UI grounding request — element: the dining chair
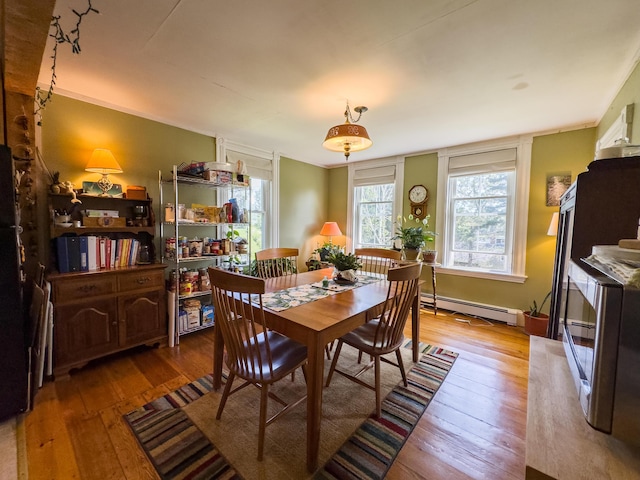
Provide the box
[325,262,422,417]
[208,267,308,460]
[355,247,401,276]
[254,247,299,279]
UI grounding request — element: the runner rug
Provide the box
[124,344,457,480]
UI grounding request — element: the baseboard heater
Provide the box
[421,293,522,326]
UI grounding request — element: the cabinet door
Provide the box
[118,289,166,347]
[54,299,118,367]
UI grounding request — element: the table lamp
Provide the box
[320,221,342,244]
[85,149,123,196]
[547,212,559,237]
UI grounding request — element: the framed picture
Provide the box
[546,173,571,207]
[82,181,123,197]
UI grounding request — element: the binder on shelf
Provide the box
[78,236,89,271]
[87,236,98,271]
[56,237,71,273]
[67,237,81,272]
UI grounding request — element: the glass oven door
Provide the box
[562,259,622,433]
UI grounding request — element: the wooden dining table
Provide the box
[211,267,422,472]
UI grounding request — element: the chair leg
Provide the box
[395,348,408,387]
[374,355,382,418]
[216,372,235,420]
[258,383,269,461]
[325,340,344,387]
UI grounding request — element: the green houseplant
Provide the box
[327,251,362,284]
[313,241,343,261]
[524,290,552,336]
[395,214,437,261]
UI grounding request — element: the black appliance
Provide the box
[0,144,28,420]
[549,155,640,338]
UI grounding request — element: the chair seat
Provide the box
[230,331,307,383]
[341,319,404,356]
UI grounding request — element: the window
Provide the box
[437,137,532,282]
[347,157,404,251]
[354,184,394,248]
[222,139,278,252]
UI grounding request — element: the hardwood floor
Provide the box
[24,308,530,479]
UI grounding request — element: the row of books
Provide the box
[56,236,142,273]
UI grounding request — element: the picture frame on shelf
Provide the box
[82,181,124,197]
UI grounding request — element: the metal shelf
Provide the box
[159,166,251,346]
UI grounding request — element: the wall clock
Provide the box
[408,185,428,219]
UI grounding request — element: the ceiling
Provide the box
[38,0,640,167]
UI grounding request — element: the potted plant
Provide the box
[524,290,552,336]
[314,241,343,261]
[327,251,362,284]
[395,214,437,261]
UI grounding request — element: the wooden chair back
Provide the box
[355,248,401,276]
[374,262,422,352]
[208,268,274,382]
[255,247,298,279]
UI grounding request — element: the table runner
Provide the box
[261,274,382,312]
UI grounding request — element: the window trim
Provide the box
[347,156,404,253]
[436,135,532,283]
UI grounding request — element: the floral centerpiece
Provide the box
[395,214,437,261]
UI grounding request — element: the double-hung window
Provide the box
[222,140,278,253]
[347,157,404,251]
[436,137,531,282]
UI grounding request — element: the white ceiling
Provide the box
[39,0,640,167]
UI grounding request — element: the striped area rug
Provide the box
[124,344,457,480]
[313,345,457,479]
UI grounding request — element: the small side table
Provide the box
[421,262,440,314]
[399,260,440,314]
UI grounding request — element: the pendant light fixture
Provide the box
[322,102,372,161]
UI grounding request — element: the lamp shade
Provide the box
[322,124,372,153]
[547,212,559,236]
[320,222,342,237]
[85,149,123,174]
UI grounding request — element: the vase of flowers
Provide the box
[395,214,437,262]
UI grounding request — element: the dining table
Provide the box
[211,267,422,472]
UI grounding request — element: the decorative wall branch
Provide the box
[35,0,99,123]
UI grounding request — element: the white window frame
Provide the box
[436,135,532,283]
[217,138,279,248]
[347,156,404,253]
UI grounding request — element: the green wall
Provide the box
[279,156,329,268]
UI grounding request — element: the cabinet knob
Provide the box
[78,284,97,293]
[137,277,151,284]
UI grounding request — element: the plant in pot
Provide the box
[524,290,552,336]
[395,214,437,262]
[327,251,362,285]
[314,241,343,261]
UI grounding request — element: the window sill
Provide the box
[434,266,527,283]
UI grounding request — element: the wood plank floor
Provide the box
[24,308,530,479]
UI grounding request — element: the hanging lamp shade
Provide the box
[322,104,372,160]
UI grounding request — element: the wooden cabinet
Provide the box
[49,264,167,377]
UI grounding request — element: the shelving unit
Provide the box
[159,166,251,344]
[47,192,167,378]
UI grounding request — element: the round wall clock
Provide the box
[409,184,428,204]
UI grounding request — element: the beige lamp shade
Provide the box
[85,149,123,174]
[547,212,559,236]
[320,222,342,237]
[322,123,372,160]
